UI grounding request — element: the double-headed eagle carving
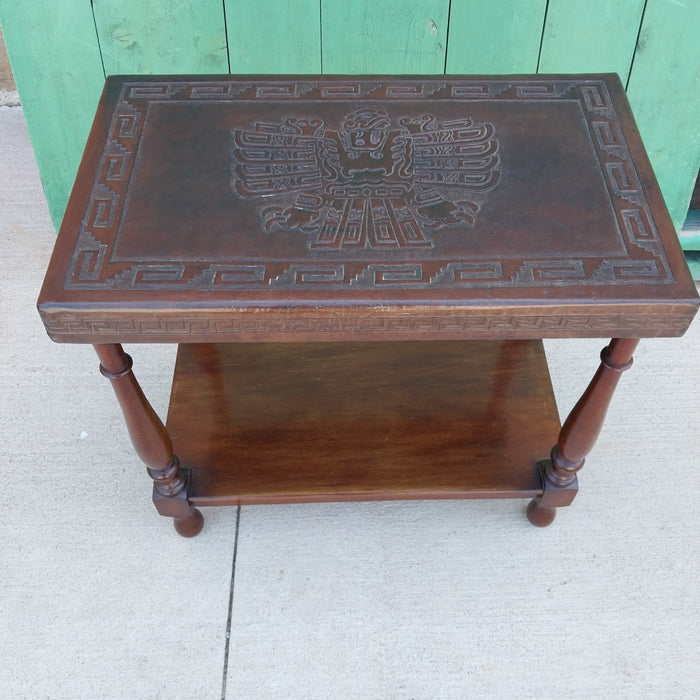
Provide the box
[230,109,500,250]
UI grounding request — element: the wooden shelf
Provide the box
[166,340,560,506]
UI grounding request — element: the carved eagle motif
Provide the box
[230,109,500,250]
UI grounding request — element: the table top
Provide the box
[38,74,698,343]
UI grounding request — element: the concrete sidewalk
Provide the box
[1,104,699,699]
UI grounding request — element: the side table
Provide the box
[38,75,699,536]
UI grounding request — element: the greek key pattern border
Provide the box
[43,311,691,339]
[65,78,672,292]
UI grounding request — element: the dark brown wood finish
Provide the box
[527,337,639,526]
[37,75,699,535]
[166,341,559,505]
[94,343,203,536]
[38,74,698,344]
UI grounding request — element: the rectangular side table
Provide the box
[38,75,699,536]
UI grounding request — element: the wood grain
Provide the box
[226,0,321,73]
[0,1,105,226]
[446,0,547,73]
[626,0,700,231]
[92,0,228,74]
[166,341,560,505]
[321,0,449,73]
[538,0,645,78]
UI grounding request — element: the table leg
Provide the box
[94,344,204,537]
[527,337,640,526]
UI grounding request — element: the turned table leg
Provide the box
[94,344,204,537]
[527,337,640,527]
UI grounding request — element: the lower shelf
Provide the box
[166,340,560,506]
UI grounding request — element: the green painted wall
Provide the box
[227,0,320,73]
[0,0,698,242]
[93,0,228,75]
[626,0,700,247]
[0,2,104,226]
[321,0,450,74]
[446,0,547,74]
[538,0,646,78]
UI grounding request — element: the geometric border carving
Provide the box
[65,78,673,292]
[42,310,692,341]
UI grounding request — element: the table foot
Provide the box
[526,498,557,527]
[174,508,204,538]
[527,459,578,527]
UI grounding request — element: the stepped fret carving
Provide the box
[64,78,673,292]
[43,312,690,341]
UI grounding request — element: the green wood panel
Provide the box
[226,0,321,73]
[538,0,645,79]
[446,0,547,73]
[92,0,228,75]
[684,253,700,280]
[626,0,700,233]
[321,0,449,74]
[0,1,105,228]
[680,234,700,252]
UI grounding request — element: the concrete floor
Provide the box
[0,25,19,106]
[1,104,699,699]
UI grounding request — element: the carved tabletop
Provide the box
[39,74,698,343]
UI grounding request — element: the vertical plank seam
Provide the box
[626,0,649,91]
[222,0,232,74]
[536,0,551,73]
[320,0,324,73]
[220,505,242,700]
[90,0,107,79]
[443,0,452,74]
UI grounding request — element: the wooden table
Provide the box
[38,75,699,537]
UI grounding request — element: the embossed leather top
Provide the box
[38,74,699,343]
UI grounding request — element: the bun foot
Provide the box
[526,498,556,527]
[174,508,204,537]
